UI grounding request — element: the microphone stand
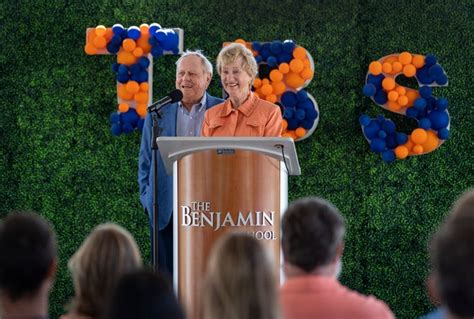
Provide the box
[150,110,162,273]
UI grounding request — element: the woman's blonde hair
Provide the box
[202,232,279,319]
[216,43,258,81]
[68,223,142,318]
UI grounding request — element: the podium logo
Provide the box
[181,201,274,232]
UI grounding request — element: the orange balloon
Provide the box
[404,139,414,153]
[266,94,277,103]
[397,95,408,106]
[411,128,428,144]
[406,89,419,106]
[293,47,307,60]
[382,78,396,91]
[282,119,288,131]
[234,39,246,45]
[87,29,97,44]
[289,59,304,73]
[413,144,424,154]
[387,100,402,111]
[132,47,143,57]
[136,104,148,117]
[279,63,290,74]
[117,51,137,65]
[382,62,393,74]
[261,78,270,86]
[84,43,97,55]
[399,51,412,65]
[285,72,305,89]
[403,64,417,77]
[93,36,107,49]
[118,85,133,100]
[422,130,440,153]
[122,39,136,52]
[392,61,403,73]
[295,127,306,137]
[395,146,409,159]
[303,58,311,67]
[301,67,314,80]
[137,35,152,54]
[412,55,425,68]
[95,25,107,37]
[388,91,399,102]
[105,28,113,41]
[272,82,286,96]
[140,24,150,35]
[126,81,140,94]
[369,61,383,75]
[140,82,149,92]
[253,78,262,89]
[118,103,129,113]
[383,56,397,64]
[396,86,406,96]
[134,92,149,104]
[261,84,273,96]
[270,70,283,82]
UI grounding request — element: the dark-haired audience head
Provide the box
[282,197,345,277]
[203,232,278,319]
[430,189,474,318]
[67,223,142,319]
[0,211,57,317]
[106,268,184,319]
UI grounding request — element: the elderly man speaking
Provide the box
[138,51,223,274]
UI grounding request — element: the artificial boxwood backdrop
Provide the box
[0,0,472,318]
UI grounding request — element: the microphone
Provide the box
[147,89,183,113]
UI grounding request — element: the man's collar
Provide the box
[178,93,207,112]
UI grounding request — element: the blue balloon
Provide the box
[267,56,278,67]
[428,64,443,78]
[130,64,141,75]
[110,112,120,124]
[297,99,313,110]
[425,54,437,66]
[306,108,318,120]
[378,130,387,139]
[137,118,145,131]
[438,128,449,140]
[118,64,128,75]
[435,98,448,110]
[396,132,408,145]
[151,45,164,58]
[148,36,158,46]
[281,91,297,108]
[252,41,262,51]
[116,73,129,83]
[435,73,448,85]
[255,55,263,63]
[149,23,162,34]
[406,107,418,119]
[138,57,150,68]
[138,71,148,83]
[367,74,385,88]
[106,43,120,54]
[382,119,396,133]
[283,108,295,119]
[300,119,314,129]
[414,98,427,111]
[382,150,396,163]
[295,108,306,120]
[419,86,432,98]
[122,123,134,134]
[111,35,122,45]
[111,63,119,73]
[416,66,434,85]
[363,84,376,97]
[270,41,283,54]
[363,120,381,139]
[287,118,299,130]
[370,138,386,153]
[377,115,385,123]
[277,52,292,63]
[112,24,125,36]
[428,110,449,130]
[127,26,141,40]
[111,123,122,136]
[296,90,308,102]
[359,114,371,126]
[374,90,388,105]
[419,118,432,130]
[282,40,296,53]
[386,133,398,149]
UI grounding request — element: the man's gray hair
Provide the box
[176,50,213,77]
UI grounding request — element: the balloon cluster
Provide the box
[361,52,450,162]
[85,23,181,135]
[230,39,319,141]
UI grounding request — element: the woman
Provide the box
[202,232,279,319]
[62,223,142,319]
[201,43,282,137]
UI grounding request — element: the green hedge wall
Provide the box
[1,0,472,318]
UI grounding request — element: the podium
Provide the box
[157,137,300,319]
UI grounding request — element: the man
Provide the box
[280,197,394,319]
[0,212,57,319]
[425,189,474,319]
[138,50,223,274]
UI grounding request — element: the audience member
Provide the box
[0,211,57,319]
[426,189,474,319]
[106,268,184,319]
[62,223,142,319]
[280,197,394,319]
[202,232,279,319]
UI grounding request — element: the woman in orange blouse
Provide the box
[201,43,282,137]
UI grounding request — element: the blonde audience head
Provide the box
[202,232,278,319]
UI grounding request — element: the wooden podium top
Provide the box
[156,137,301,176]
